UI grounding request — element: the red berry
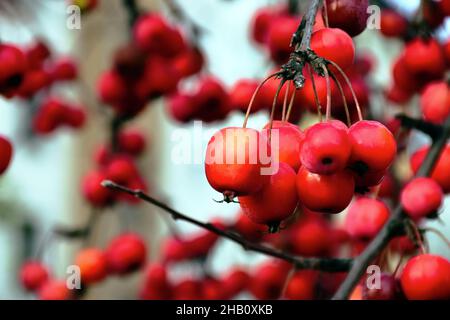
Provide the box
[297,69,339,113]
[141,57,180,98]
[310,28,355,71]
[38,280,72,300]
[233,211,266,242]
[173,279,203,300]
[205,127,269,201]
[113,44,146,80]
[173,47,204,78]
[403,38,445,77]
[284,270,318,300]
[345,197,390,240]
[0,135,13,175]
[420,81,450,125]
[250,260,289,300]
[20,261,49,291]
[348,120,397,173]
[324,0,369,37]
[161,237,186,263]
[17,69,51,98]
[401,177,443,220]
[296,167,355,213]
[410,144,450,192]
[192,77,230,122]
[25,40,51,69]
[262,121,304,171]
[75,248,108,285]
[362,273,398,300]
[118,129,146,156]
[105,156,139,184]
[106,233,147,275]
[400,254,450,300]
[64,105,86,129]
[82,170,114,207]
[290,215,331,256]
[380,9,408,38]
[266,15,299,64]
[229,79,262,113]
[385,84,413,104]
[0,44,27,97]
[167,92,197,123]
[239,162,298,230]
[140,263,172,300]
[51,58,77,81]
[97,71,127,105]
[390,236,416,254]
[221,268,249,299]
[392,54,422,93]
[300,120,351,175]
[251,7,277,44]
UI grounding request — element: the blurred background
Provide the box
[0,0,448,299]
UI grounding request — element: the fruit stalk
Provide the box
[332,113,450,300]
[101,180,353,272]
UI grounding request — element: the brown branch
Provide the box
[332,113,450,299]
[101,180,353,272]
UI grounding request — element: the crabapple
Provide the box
[117,129,146,156]
[250,260,289,300]
[400,254,450,300]
[392,54,422,93]
[400,177,443,220]
[262,121,304,171]
[205,127,269,202]
[324,0,369,37]
[403,38,445,77]
[345,197,390,240]
[221,268,250,299]
[348,120,397,174]
[296,167,355,213]
[266,15,299,64]
[300,120,351,175]
[233,211,266,242]
[50,58,77,81]
[290,215,331,257]
[167,92,197,123]
[82,170,115,207]
[173,47,204,78]
[113,44,146,80]
[192,77,230,122]
[105,156,139,185]
[142,57,180,98]
[173,279,203,300]
[362,273,398,300]
[25,40,51,69]
[229,79,262,113]
[75,248,108,285]
[251,7,277,44]
[380,9,408,38]
[420,81,450,125]
[284,270,318,300]
[105,233,147,275]
[20,261,49,291]
[17,69,51,98]
[38,280,72,300]
[0,135,13,175]
[140,263,172,300]
[310,28,355,71]
[239,162,298,231]
[0,44,27,97]
[97,70,127,105]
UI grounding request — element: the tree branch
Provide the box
[332,114,450,300]
[101,180,353,273]
[395,114,443,141]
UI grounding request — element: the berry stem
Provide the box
[308,64,323,122]
[329,71,351,127]
[285,87,297,122]
[281,81,291,121]
[101,180,353,272]
[320,64,331,121]
[268,78,286,141]
[421,227,450,249]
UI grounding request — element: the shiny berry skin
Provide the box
[192,77,230,122]
[0,135,13,175]
[229,79,262,113]
[117,130,146,156]
[310,28,355,71]
[325,0,369,37]
[140,263,172,300]
[362,273,397,300]
[173,47,204,78]
[298,69,339,113]
[266,15,299,64]
[239,162,298,229]
[420,81,450,125]
[82,170,115,207]
[63,105,86,129]
[345,197,390,240]
[251,7,276,44]
[75,248,108,285]
[262,121,304,171]
[250,261,289,300]
[51,58,77,81]
[300,120,351,175]
[105,156,139,185]
[400,177,443,220]
[97,71,127,105]
[296,167,355,213]
[233,211,266,242]
[403,38,445,77]
[400,254,450,300]
[284,270,318,300]
[38,280,72,300]
[290,215,331,257]
[20,261,49,291]
[105,233,147,275]
[392,54,422,93]
[167,92,197,123]
[222,268,250,299]
[348,120,397,173]
[410,144,450,192]
[380,9,408,38]
[205,127,269,201]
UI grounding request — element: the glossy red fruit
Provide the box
[51,58,77,81]
[142,57,180,98]
[140,263,172,300]
[105,156,139,185]
[106,233,147,275]
[167,92,197,123]
[385,84,413,104]
[0,44,27,97]
[390,236,416,254]
[400,177,443,220]
[284,270,318,300]
[362,273,398,300]
[400,254,450,300]
[297,69,339,113]
[117,130,146,156]
[420,81,450,125]
[205,127,269,202]
[348,120,397,174]
[300,120,351,175]
[262,121,304,171]
[173,279,203,300]
[392,54,422,93]
[17,69,51,98]
[251,7,277,44]
[20,261,49,291]
[403,38,445,77]
[233,212,266,242]
[250,260,289,300]
[325,0,369,37]
[25,40,51,69]
[97,71,127,105]
[173,47,204,78]
[192,77,230,122]
[345,197,389,240]
[296,167,355,213]
[266,15,299,64]
[310,28,355,71]
[75,248,108,285]
[0,136,13,175]
[229,79,262,114]
[38,280,72,300]
[82,170,115,207]
[410,144,450,192]
[290,215,331,256]
[222,268,250,299]
[239,162,298,231]
[184,222,223,259]
[64,105,86,129]
[380,9,408,38]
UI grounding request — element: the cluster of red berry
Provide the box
[20,232,146,300]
